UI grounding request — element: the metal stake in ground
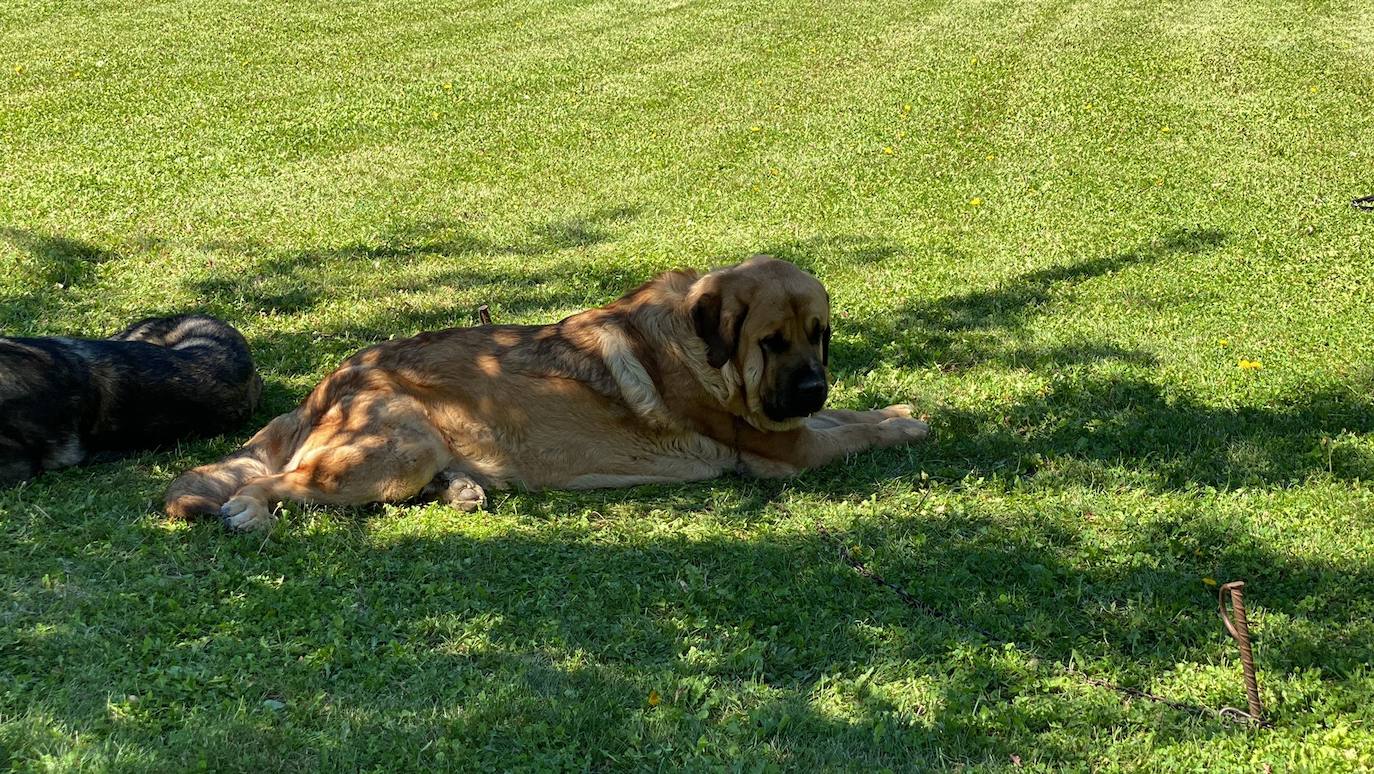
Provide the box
[1218,581,1264,723]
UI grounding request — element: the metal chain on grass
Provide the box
[814,524,1269,727]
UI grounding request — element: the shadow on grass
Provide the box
[830,227,1226,374]
[0,228,114,283]
[931,374,1374,489]
[177,207,651,393]
[6,486,1367,768]
[187,206,643,320]
[760,227,1373,491]
[3,220,1373,766]
[11,221,1369,493]
[0,229,119,332]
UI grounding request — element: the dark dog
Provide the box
[0,315,262,486]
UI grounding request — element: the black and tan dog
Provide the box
[0,315,262,486]
[167,256,929,531]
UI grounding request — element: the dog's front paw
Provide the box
[881,403,916,419]
[220,496,276,532]
[880,416,931,443]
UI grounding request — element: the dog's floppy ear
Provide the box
[690,273,749,369]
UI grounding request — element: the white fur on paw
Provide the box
[880,416,931,441]
[220,496,275,532]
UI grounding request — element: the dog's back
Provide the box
[0,314,261,486]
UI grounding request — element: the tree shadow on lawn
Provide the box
[186,205,642,322]
[929,374,1374,490]
[768,227,1374,491]
[7,496,1362,769]
[0,228,122,333]
[5,223,1373,765]
[829,227,1226,375]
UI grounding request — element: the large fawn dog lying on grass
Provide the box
[165,256,929,531]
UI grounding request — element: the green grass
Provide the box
[3,0,1374,769]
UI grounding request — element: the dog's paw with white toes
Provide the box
[220,496,276,532]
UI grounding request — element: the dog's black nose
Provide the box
[793,373,828,415]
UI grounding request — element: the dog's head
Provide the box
[687,255,831,429]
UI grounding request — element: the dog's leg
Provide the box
[219,404,451,532]
[743,412,929,477]
[805,403,916,429]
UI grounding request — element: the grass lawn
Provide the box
[3,0,1374,769]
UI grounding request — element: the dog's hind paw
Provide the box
[442,479,487,513]
[220,496,276,532]
[422,468,487,513]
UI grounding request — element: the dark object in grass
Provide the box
[1353,195,1374,211]
[0,314,262,486]
[1218,581,1265,724]
[476,304,492,326]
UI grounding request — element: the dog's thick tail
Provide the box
[164,409,307,519]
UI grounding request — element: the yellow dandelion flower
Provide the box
[750,125,761,133]
[13,64,25,75]
[970,56,979,65]
[1219,338,1229,347]
[430,111,439,119]
[1160,126,1171,133]
[1203,577,1217,587]
[969,197,983,206]
[1238,359,1263,370]
[882,146,894,155]
[647,690,662,706]
[902,103,912,112]
[1309,85,1318,93]
[442,82,453,91]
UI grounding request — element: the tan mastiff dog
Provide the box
[166,255,930,531]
